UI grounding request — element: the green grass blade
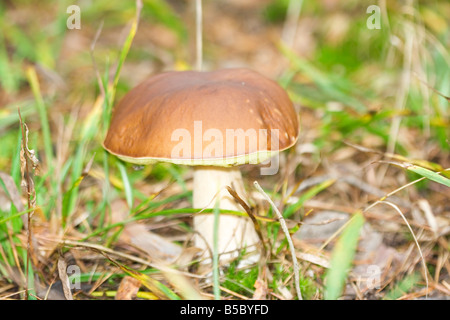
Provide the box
[142,0,187,42]
[0,32,19,94]
[26,66,54,165]
[25,255,37,300]
[104,0,142,128]
[110,258,180,300]
[279,44,367,112]
[11,130,23,187]
[0,208,34,226]
[213,200,221,300]
[383,161,450,188]
[99,150,111,227]
[283,179,336,218]
[324,212,365,300]
[117,161,134,210]
[83,206,241,241]
[384,273,420,300]
[405,165,450,188]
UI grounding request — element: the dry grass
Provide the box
[0,0,449,300]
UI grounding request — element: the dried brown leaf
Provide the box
[0,172,24,213]
[115,276,141,300]
[57,257,73,300]
[252,279,269,300]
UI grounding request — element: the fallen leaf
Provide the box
[57,257,73,300]
[253,279,269,300]
[115,276,141,300]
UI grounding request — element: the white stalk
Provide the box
[192,166,259,263]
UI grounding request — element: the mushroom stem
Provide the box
[192,166,259,263]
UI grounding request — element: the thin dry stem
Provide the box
[195,0,203,71]
[253,181,302,300]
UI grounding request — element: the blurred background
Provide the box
[0,0,449,300]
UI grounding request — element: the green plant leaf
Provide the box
[324,212,365,300]
[383,161,450,188]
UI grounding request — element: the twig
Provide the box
[0,290,28,300]
[367,200,429,299]
[281,0,303,48]
[219,286,249,300]
[42,237,206,280]
[90,20,105,98]
[381,17,414,184]
[18,108,34,300]
[195,0,203,71]
[253,181,302,300]
[226,186,269,259]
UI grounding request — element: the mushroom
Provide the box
[103,68,299,264]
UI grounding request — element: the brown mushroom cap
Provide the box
[103,68,299,166]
